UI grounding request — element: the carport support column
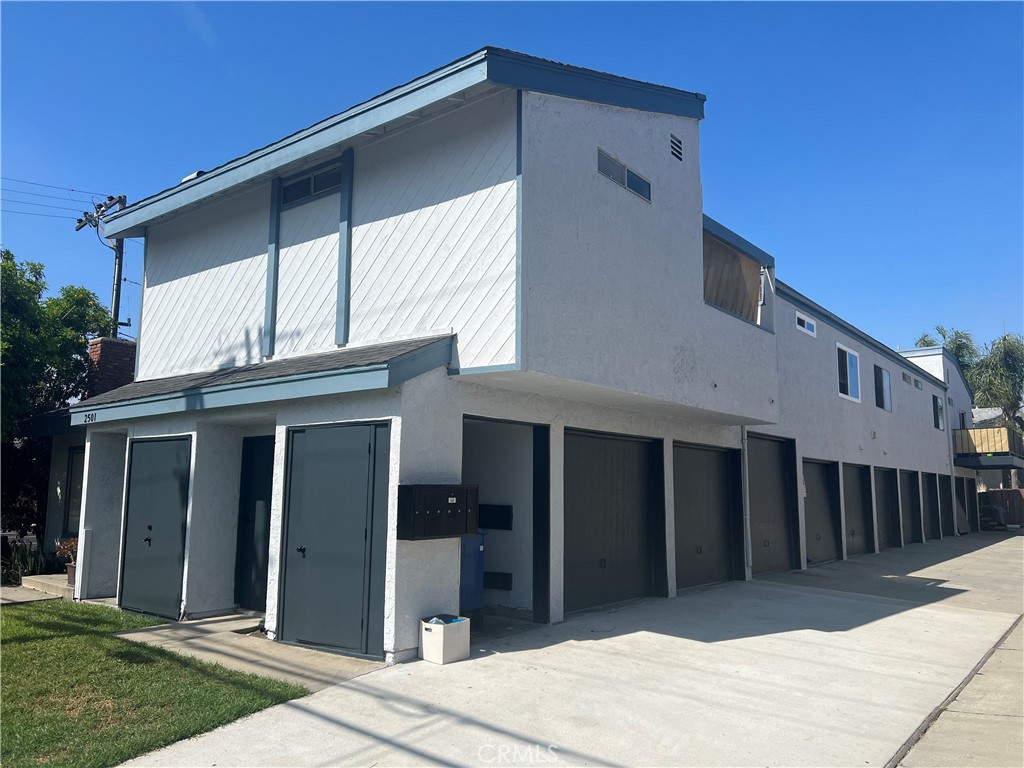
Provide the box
[740,427,752,581]
[264,424,289,640]
[837,462,848,560]
[662,439,676,596]
[868,465,881,553]
[549,424,565,623]
[917,473,927,544]
[76,431,128,600]
[795,450,808,569]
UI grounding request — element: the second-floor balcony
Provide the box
[954,427,1024,470]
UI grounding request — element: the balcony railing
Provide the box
[954,427,1024,458]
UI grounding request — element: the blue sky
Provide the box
[2,1,1021,350]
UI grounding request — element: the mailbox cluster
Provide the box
[397,484,480,540]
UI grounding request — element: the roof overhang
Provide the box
[703,215,776,268]
[103,47,706,239]
[69,335,452,426]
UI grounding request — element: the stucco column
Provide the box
[837,462,848,560]
[868,466,881,553]
[662,438,677,596]
[548,423,565,623]
[76,430,128,600]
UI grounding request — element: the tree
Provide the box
[0,249,109,441]
[915,325,980,375]
[1,249,109,536]
[970,334,1024,434]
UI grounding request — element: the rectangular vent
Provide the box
[670,134,683,160]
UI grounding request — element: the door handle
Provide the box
[143,537,152,546]
[296,545,306,558]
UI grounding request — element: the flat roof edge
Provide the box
[702,215,776,268]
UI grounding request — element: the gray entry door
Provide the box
[564,430,658,613]
[235,436,274,612]
[843,464,874,556]
[966,478,980,531]
[922,473,941,540]
[748,436,798,574]
[120,438,192,619]
[803,460,842,565]
[900,471,923,544]
[874,468,900,549]
[674,444,740,589]
[280,423,388,654]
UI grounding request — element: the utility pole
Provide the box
[76,195,129,338]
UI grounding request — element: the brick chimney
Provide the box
[87,337,137,397]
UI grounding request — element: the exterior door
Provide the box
[748,436,798,574]
[235,436,274,612]
[564,430,660,613]
[939,475,954,537]
[874,468,900,549]
[843,464,874,556]
[922,473,941,540]
[280,423,389,654]
[803,460,842,565]
[120,438,192,619]
[673,444,741,590]
[900,471,923,544]
[966,478,980,531]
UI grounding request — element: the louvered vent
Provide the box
[670,134,683,160]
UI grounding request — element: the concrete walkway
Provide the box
[0,583,60,604]
[125,533,1022,767]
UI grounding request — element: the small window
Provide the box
[914,378,923,390]
[280,163,343,206]
[597,148,651,202]
[837,343,860,401]
[874,365,892,411]
[626,169,652,201]
[902,372,913,385]
[933,395,945,430]
[281,178,311,205]
[64,447,86,537]
[795,311,817,337]
[313,167,343,193]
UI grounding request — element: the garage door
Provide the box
[955,477,970,534]
[874,468,900,549]
[966,478,980,531]
[564,430,663,613]
[939,475,954,537]
[280,423,389,655]
[803,460,842,565]
[922,473,941,540]
[899,471,923,544]
[673,444,741,590]
[748,436,798,574]
[843,464,874,556]
[120,438,192,619]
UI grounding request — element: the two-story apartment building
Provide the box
[62,48,977,663]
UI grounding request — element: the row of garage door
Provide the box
[563,430,981,613]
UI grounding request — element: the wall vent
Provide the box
[670,134,683,160]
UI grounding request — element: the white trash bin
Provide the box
[419,614,470,664]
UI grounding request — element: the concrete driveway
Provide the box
[126,533,1022,767]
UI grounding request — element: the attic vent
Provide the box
[670,134,683,161]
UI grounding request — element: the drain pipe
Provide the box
[740,425,753,580]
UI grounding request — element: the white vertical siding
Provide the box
[350,89,518,370]
[139,184,270,380]
[274,192,340,358]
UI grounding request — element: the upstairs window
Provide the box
[874,365,892,411]
[795,311,817,337]
[597,149,652,202]
[837,343,860,401]
[933,395,945,430]
[280,164,343,207]
[704,234,762,324]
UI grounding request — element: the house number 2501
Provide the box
[83,412,97,424]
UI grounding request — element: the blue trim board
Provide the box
[135,228,148,380]
[336,148,354,346]
[262,178,282,358]
[702,215,776,268]
[515,88,523,371]
[103,47,706,238]
[776,281,946,390]
[449,363,520,376]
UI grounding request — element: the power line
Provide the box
[3,210,78,220]
[0,187,95,204]
[1,176,110,197]
[2,198,87,212]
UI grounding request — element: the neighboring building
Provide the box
[67,48,980,663]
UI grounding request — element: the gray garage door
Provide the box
[922,473,941,541]
[875,468,901,549]
[939,475,954,537]
[899,471,923,544]
[564,430,663,612]
[673,444,741,590]
[120,438,192,619]
[803,460,842,565]
[843,464,874,556]
[748,436,798,574]
[235,436,274,612]
[280,423,389,655]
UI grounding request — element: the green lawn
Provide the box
[1,600,307,767]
